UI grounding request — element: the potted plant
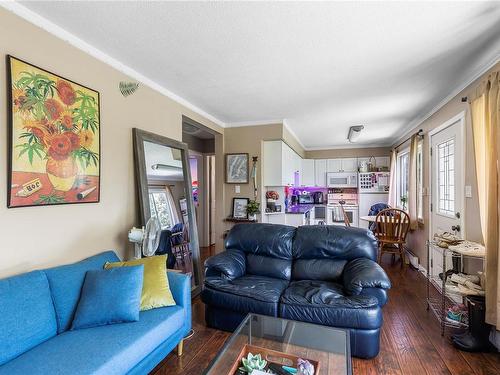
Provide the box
[246,200,260,221]
[400,195,408,211]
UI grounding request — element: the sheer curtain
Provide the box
[165,185,180,225]
[408,134,419,230]
[470,71,499,328]
[387,150,398,207]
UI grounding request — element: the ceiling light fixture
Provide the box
[347,125,364,143]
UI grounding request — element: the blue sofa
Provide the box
[0,251,191,375]
[202,224,391,359]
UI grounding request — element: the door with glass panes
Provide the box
[430,115,464,238]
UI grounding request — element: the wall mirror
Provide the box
[133,128,202,296]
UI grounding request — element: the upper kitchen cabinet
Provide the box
[314,159,327,186]
[263,140,301,186]
[300,159,315,186]
[327,158,358,173]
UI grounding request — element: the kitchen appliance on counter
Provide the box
[327,189,359,227]
[312,191,324,204]
[358,172,390,229]
[327,172,358,188]
[298,193,314,204]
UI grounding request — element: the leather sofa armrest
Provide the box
[204,250,246,280]
[342,258,391,296]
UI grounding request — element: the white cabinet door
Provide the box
[314,159,327,186]
[267,214,286,225]
[285,214,304,227]
[375,156,390,169]
[301,159,315,186]
[341,158,358,172]
[327,159,342,173]
[263,141,283,186]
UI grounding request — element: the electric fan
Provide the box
[128,217,162,258]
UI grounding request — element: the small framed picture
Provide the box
[225,153,249,184]
[232,197,249,219]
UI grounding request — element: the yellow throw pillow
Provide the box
[104,255,176,311]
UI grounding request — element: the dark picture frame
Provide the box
[7,55,101,208]
[225,153,249,184]
[232,197,249,219]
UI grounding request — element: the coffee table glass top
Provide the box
[204,313,352,375]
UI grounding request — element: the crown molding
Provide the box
[305,143,392,151]
[282,119,307,150]
[391,53,500,145]
[0,1,226,128]
[225,119,283,127]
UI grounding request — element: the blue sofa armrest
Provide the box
[204,250,246,280]
[167,272,191,334]
[343,258,391,296]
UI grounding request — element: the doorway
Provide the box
[182,117,218,259]
[429,112,465,239]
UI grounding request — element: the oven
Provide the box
[327,204,359,227]
[327,172,358,188]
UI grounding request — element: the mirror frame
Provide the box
[132,128,203,297]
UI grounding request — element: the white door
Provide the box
[430,115,464,238]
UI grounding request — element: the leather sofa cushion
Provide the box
[292,225,378,261]
[202,275,289,316]
[292,259,347,281]
[279,280,382,330]
[247,254,291,280]
[225,223,295,259]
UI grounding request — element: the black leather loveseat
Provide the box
[201,223,391,358]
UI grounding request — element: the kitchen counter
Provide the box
[285,204,324,214]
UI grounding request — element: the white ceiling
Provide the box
[144,141,183,180]
[15,1,500,148]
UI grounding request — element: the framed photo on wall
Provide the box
[225,153,249,184]
[7,55,100,208]
[232,197,249,219]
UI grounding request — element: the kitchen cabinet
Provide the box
[266,213,286,225]
[285,214,306,227]
[314,159,327,186]
[263,140,301,186]
[327,158,358,173]
[300,159,315,186]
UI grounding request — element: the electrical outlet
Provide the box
[235,185,240,194]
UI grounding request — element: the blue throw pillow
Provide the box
[71,266,144,330]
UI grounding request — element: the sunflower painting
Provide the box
[7,56,100,207]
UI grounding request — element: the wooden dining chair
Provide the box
[374,208,410,268]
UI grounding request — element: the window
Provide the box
[396,150,409,209]
[149,189,174,229]
[417,142,423,220]
[437,138,455,216]
[396,142,424,218]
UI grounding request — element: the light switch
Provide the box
[235,185,240,194]
[465,185,472,198]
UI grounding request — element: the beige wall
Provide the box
[305,147,391,159]
[393,61,500,267]
[0,9,224,278]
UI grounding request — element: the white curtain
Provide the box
[408,134,419,230]
[165,185,180,225]
[387,150,398,207]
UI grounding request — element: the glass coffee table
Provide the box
[203,314,352,375]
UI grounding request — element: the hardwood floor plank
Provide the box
[150,260,497,375]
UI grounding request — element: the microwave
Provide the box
[327,172,358,188]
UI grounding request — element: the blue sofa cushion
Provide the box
[43,251,120,333]
[0,306,185,375]
[72,266,144,330]
[0,271,57,366]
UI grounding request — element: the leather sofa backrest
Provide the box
[225,223,296,280]
[291,225,378,281]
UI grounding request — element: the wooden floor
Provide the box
[152,258,499,375]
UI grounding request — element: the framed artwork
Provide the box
[232,197,249,219]
[225,153,249,184]
[7,56,100,208]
